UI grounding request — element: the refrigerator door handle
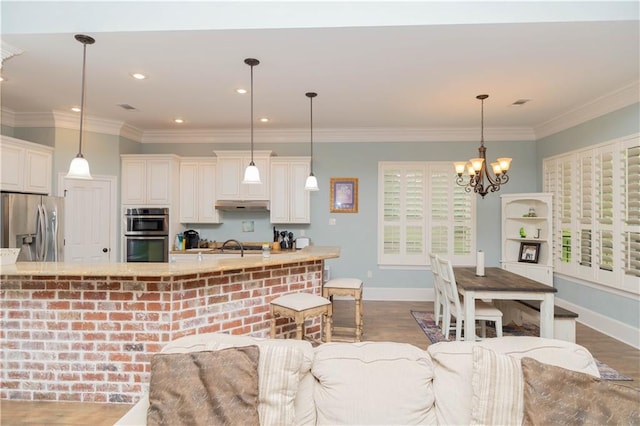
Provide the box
[42,205,50,261]
[37,204,46,261]
[51,210,58,262]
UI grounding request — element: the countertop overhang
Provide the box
[0,246,339,277]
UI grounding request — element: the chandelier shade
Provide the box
[242,58,261,184]
[454,94,511,198]
[66,34,95,180]
[304,92,319,191]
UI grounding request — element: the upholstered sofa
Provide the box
[115,333,638,425]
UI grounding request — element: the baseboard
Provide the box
[554,298,640,350]
[361,287,639,349]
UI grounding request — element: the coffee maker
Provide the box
[183,230,200,249]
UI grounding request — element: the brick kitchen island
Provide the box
[0,246,339,403]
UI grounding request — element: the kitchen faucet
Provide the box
[221,239,244,257]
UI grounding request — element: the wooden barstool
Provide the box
[270,292,332,342]
[322,278,363,342]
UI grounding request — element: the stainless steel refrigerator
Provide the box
[1,193,64,262]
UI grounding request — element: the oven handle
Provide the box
[125,215,169,219]
[124,235,169,239]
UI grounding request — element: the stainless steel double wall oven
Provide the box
[124,207,169,262]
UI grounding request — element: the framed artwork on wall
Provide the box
[518,242,541,263]
[330,177,358,213]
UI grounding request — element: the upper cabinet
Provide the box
[214,151,271,200]
[121,155,180,205]
[270,157,311,224]
[501,193,553,285]
[0,136,53,194]
[179,158,220,223]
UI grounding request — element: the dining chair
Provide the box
[428,252,446,329]
[437,256,503,341]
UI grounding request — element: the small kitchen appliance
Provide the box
[183,230,200,249]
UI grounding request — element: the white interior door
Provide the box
[58,174,117,262]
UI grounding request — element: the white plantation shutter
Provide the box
[595,147,616,278]
[544,134,638,295]
[428,165,475,264]
[379,163,426,265]
[378,162,475,266]
[622,137,640,291]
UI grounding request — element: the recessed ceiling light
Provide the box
[174,118,184,124]
[236,88,247,94]
[260,118,269,123]
[131,73,147,80]
[71,106,81,112]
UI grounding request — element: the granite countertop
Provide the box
[0,246,339,277]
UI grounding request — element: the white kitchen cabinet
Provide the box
[179,158,220,223]
[0,136,53,194]
[270,157,311,224]
[121,155,180,205]
[214,151,271,200]
[501,193,553,285]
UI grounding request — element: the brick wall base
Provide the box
[0,260,323,403]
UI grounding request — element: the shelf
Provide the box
[506,216,547,220]
[506,238,548,243]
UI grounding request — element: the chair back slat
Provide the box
[437,257,462,313]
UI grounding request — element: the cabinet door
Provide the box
[121,159,147,205]
[198,163,219,223]
[270,162,290,223]
[289,161,310,223]
[503,262,552,286]
[24,148,52,194]
[179,162,198,222]
[0,143,24,192]
[146,160,172,204]
[217,157,243,199]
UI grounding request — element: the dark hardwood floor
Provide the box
[1,300,638,425]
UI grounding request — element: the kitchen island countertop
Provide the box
[0,245,339,277]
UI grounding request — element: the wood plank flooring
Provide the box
[2,301,638,425]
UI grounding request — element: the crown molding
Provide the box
[52,110,128,137]
[141,126,535,144]
[1,40,24,65]
[534,81,640,139]
[0,107,16,127]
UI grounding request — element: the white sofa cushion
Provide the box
[428,336,599,426]
[470,346,523,425]
[312,341,436,425]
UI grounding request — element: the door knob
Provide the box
[102,248,108,253]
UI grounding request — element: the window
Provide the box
[543,134,639,295]
[378,162,476,267]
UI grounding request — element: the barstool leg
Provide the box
[355,292,363,341]
[325,304,333,342]
[270,309,277,338]
[294,312,304,340]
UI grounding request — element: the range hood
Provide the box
[215,200,270,211]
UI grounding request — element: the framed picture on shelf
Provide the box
[330,177,358,213]
[518,242,541,263]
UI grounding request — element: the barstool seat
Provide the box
[270,293,332,343]
[323,278,364,342]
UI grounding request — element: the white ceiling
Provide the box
[1,1,638,143]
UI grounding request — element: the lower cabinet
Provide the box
[270,158,310,224]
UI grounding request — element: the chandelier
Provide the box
[454,94,511,198]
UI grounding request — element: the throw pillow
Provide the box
[257,344,303,426]
[521,357,640,425]
[147,345,260,426]
[470,346,524,426]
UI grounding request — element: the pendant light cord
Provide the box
[78,41,88,157]
[249,61,255,165]
[309,94,314,174]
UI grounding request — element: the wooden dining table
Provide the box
[453,267,557,341]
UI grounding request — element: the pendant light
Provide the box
[242,58,261,184]
[304,92,319,191]
[66,34,95,180]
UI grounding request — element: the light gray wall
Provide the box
[536,102,639,329]
[150,139,538,288]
